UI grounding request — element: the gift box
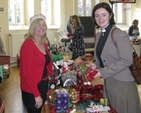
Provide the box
[76,61,98,82]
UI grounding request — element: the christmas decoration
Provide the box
[55,88,69,112]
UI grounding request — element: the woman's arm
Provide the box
[128,26,134,36]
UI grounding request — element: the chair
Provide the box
[17,54,20,67]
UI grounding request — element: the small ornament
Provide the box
[69,88,78,112]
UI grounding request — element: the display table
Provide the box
[0,100,5,113]
[46,103,117,113]
[132,44,140,56]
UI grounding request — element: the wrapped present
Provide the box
[76,61,98,82]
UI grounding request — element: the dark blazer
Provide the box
[94,26,134,81]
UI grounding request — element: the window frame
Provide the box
[76,1,125,24]
[76,0,92,16]
[8,0,24,25]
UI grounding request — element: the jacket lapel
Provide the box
[101,26,116,55]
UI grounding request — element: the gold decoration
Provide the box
[69,88,78,112]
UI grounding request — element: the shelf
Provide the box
[85,48,94,52]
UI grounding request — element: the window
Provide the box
[41,0,60,27]
[112,3,123,23]
[76,1,125,24]
[8,0,24,25]
[41,0,51,25]
[77,0,92,16]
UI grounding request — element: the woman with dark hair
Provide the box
[128,19,140,41]
[68,15,85,60]
[91,2,141,113]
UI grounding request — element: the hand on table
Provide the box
[94,69,101,78]
[89,63,97,69]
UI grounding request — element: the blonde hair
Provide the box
[25,18,48,44]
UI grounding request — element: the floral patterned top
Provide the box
[68,24,85,60]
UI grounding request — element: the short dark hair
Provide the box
[92,2,116,28]
[132,19,138,25]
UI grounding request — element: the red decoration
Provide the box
[71,84,104,102]
[121,0,124,3]
[77,79,83,85]
[86,69,98,82]
[67,33,70,37]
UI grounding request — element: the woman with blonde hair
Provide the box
[20,14,53,113]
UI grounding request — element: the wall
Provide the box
[0,0,140,58]
[0,0,9,55]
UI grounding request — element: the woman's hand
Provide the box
[89,63,97,69]
[35,96,43,109]
[94,69,101,78]
[70,24,73,28]
[70,24,74,34]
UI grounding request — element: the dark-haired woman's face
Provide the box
[94,8,111,29]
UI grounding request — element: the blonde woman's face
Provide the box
[34,20,47,37]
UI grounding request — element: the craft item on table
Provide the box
[51,53,63,63]
[49,63,63,88]
[76,61,98,82]
[74,56,82,65]
[100,98,109,106]
[47,89,56,106]
[69,88,79,113]
[47,84,104,112]
[61,70,77,87]
[60,60,74,74]
[49,79,58,89]
[55,88,69,112]
[71,84,103,102]
[76,68,84,85]
[50,44,58,54]
[61,62,68,74]
[57,45,65,54]
[58,29,70,41]
[86,101,110,113]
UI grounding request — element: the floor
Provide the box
[0,67,49,113]
[0,67,141,113]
